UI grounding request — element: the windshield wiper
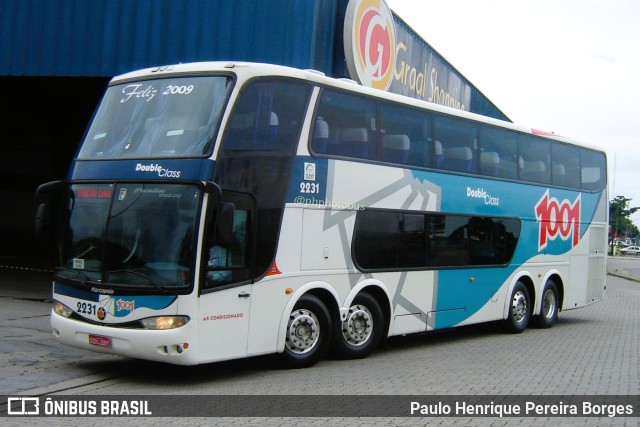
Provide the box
[107,269,167,292]
[54,267,99,287]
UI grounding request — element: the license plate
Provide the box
[88,334,111,348]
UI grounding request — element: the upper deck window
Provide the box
[310,86,606,192]
[78,76,233,159]
[219,78,311,153]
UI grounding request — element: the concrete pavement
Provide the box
[0,266,126,396]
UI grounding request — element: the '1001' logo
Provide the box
[535,190,581,251]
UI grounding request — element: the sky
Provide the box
[387,0,640,226]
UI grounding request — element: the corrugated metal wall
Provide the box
[1,0,506,120]
[1,0,339,77]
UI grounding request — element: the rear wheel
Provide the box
[534,280,559,328]
[281,294,331,368]
[332,293,384,359]
[504,282,530,333]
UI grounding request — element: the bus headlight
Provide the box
[140,316,190,330]
[53,301,73,318]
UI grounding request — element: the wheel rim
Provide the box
[341,304,373,347]
[511,290,528,323]
[541,288,557,319]
[286,309,320,354]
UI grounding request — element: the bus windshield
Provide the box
[57,183,201,291]
[78,76,233,159]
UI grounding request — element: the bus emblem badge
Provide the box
[304,163,316,181]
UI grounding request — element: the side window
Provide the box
[379,102,432,167]
[551,143,581,188]
[468,217,520,265]
[434,116,478,173]
[203,194,254,289]
[428,214,469,266]
[519,135,551,184]
[352,210,394,269]
[353,210,428,270]
[353,209,520,270]
[311,89,377,159]
[479,126,518,178]
[580,149,607,191]
[223,79,310,152]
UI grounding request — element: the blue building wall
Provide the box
[1,0,508,120]
[1,0,339,77]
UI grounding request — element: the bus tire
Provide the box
[534,280,559,328]
[504,282,530,333]
[281,294,331,368]
[332,293,384,359]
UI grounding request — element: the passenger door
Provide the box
[197,191,255,361]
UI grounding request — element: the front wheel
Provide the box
[534,280,559,328]
[504,282,530,333]
[281,294,331,368]
[332,293,384,359]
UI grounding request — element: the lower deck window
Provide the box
[353,209,520,271]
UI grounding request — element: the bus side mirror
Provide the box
[204,182,234,246]
[216,203,235,246]
[34,203,49,236]
[34,181,66,236]
[205,181,222,199]
[33,180,66,268]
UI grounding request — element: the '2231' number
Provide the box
[77,302,97,316]
[300,182,320,194]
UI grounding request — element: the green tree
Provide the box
[609,196,640,242]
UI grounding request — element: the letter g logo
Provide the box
[344,0,396,90]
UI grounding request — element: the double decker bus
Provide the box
[37,62,607,367]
